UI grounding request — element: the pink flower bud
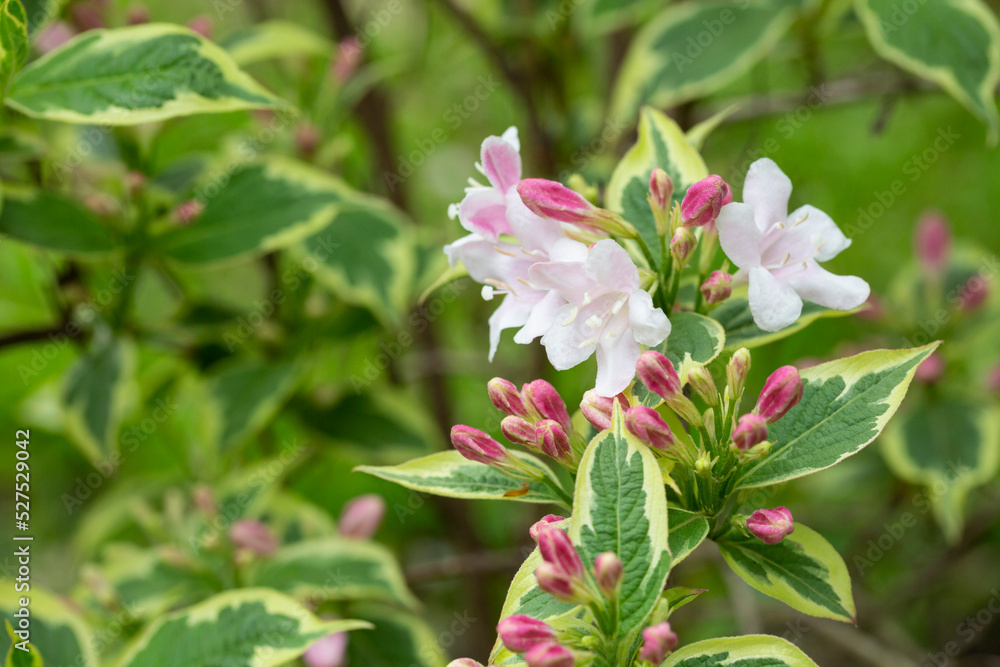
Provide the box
[959,276,989,311]
[857,294,884,321]
[747,507,794,544]
[447,661,485,667]
[229,519,278,556]
[489,377,529,418]
[524,642,575,667]
[580,390,630,431]
[648,168,674,212]
[338,494,385,540]
[594,552,623,597]
[636,351,682,400]
[186,15,213,38]
[70,2,105,31]
[518,179,635,238]
[174,199,204,226]
[497,615,557,653]
[522,380,572,433]
[36,22,76,53]
[304,631,348,667]
[755,366,803,423]
[915,352,945,383]
[535,420,571,460]
[537,526,584,579]
[332,36,363,83]
[732,414,768,451]
[529,515,566,542]
[501,416,537,448]
[681,175,730,227]
[126,5,150,24]
[700,270,733,304]
[686,365,719,406]
[670,227,697,266]
[624,406,675,451]
[914,210,951,272]
[192,484,216,516]
[295,122,321,157]
[726,348,751,399]
[988,363,1000,392]
[639,622,679,664]
[534,562,576,601]
[450,425,508,465]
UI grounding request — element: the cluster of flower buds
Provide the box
[487,378,579,465]
[635,351,703,427]
[639,622,679,664]
[534,526,590,604]
[518,179,638,240]
[746,507,795,544]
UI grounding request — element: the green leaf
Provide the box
[710,291,857,352]
[7,24,283,124]
[855,0,1000,144]
[346,605,447,667]
[661,634,820,666]
[669,508,710,565]
[357,451,571,508]
[114,589,371,667]
[611,1,797,119]
[635,312,725,405]
[220,20,332,65]
[736,344,939,489]
[0,0,28,99]
[717,522,856,623]
[208,358,302,453]
[0,190,116,255]
[62,330,135,463]
[606,107,708,270]
[247,537,419,609]
[0,587,96,667]
[582,0,649,33]
[5,620,42,667]
[685,102,742,151]
[570,406,671,636]
[881,400,1000,543]
[295,199,416,323]
[158,159,350,265]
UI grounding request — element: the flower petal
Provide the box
[459,187,510,240]
[786,204,851,261]
[540,304,598,370]
[506,187,563,253]
[744,158,791,232]
[529,260,595,305]
[627,289,671,347]
[786,261,870,311]
[748,266,803,332]
[488,296,534,362]
[717,203,764,270]
[586,239,639,292]
[480,135,521,193]
[595,329,642,397]
[514,290,565,344]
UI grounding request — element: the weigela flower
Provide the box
[337,494,385,540]
[580,389,630,431]
[716,158,869,332]
[755,365,803,423]
[914,210,951,272]
[303,631,348,667]
[497,615,557,653]
[639,622,679,663]
[530,240,671,396]
[746,506,795,544]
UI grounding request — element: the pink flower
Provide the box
[337,494,386,540]
[524,642,575,667]
[732,414,768,451]
[717,159,869,332]
[497,615,556,653]
[594,552,623,597]
[535,420,571,460]
[914,210,951,272]
[450,425,508,465]
[639,622,679,663]
[303,631,348,667]
[636,351,682,400]
[624,406,675,451]
[681,175,730,227]
[529,515,566,542]
[229,520,278,556]
[747,507,795,544]
[915,352,945,383]
[530,240,671,396]
[580,389,630,431]
[522,380,572,432]
[488,377,529,418]
[700,270,733,304]
[755,365,803,423]
[537,526,584,579]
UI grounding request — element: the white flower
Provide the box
[716,158,870,332]
[530,240,671,397]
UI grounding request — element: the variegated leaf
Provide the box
[569,406,671,636]
[855,0,1000,144]
[662,635,820,666]
[0,0,28,99]
[346,605,447,667]
[717,523,855,623]
[710,291,857,352]
[635,312,725,406]
[5,619,42,667]
[668,508,710,565]
[7,24,283,124]
[605,107,708,269]
[737,344,939,489]
[207,357,302,454]
[0,189,117,255]
[0,586,97,667]
[357,451,572,508]
[220,20,332,65]
[114,589,370,667]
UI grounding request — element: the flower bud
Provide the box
[304,631,348,667]
[36,22,76,53]
[535,420,571,460]
[337,494,386,540]
[530,515,566,542]
[914,210,950,272]
[332,37,363,84]
[447,661,485,667]
[636,351,682,400]
[497,615,557,653]
[192,484,217,516]
[648,168,675,212]
[580,390,630,431]
[490,377,529,418]
[594,552,624,597]
[700,270,733,304]
[915,352,945,383]
[229,519,278,556]
[639,622,679,664]
[126,5,150,24]
[746,507,794,544]
[669,227,697,266]
[755,366,803,423]
[681,175,730,227]
[518,179,636,238]
[70,2,105,31]
[959,276,989,311]
[295,122,321,158]
[732,414,768,451]
[522,380,572,433]
[450,425,509,465]
[534,562,577,601]
[186,14,213,38]
[686,365,719,406]
[726,348,751,399]
[537,526,584,579]
[174,199,204,226]
[524,641,575,667]
[624,406,675,451]
[501,415,537,448]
